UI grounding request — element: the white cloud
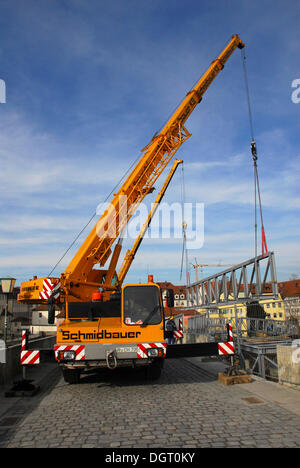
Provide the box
[1,213,89,233]
[0,252,70,270]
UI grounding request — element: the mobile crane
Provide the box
[18,35,244,383]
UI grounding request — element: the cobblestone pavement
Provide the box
[1,359,300,448]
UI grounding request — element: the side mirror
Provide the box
[48,296,55,325]
[166,289,174,308]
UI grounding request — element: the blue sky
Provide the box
[0,0,299,286]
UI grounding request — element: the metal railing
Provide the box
[186,312,299,381]
[187,314,299,342]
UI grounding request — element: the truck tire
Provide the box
[146,359,164,381]
[62,368,81,384]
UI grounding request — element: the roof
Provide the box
[157,282,187,296]
[159,279,300,298]
[278,280,300,299]
[11,316,31,325]
[164,306,198,317]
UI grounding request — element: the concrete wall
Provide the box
[277,342,300,388]
[0,335,56,385]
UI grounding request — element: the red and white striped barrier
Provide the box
[54,345,85,361]
[21,330,28,352]
[137,342,167,359]
[218,321,235,355]
[218,341,235,355]
[227,321,233,341]
[174,318,184,340]
[39,278,60,301]
[20,330,40,365]
[20,349,40,365]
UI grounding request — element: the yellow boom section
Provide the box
[118,159,183,285]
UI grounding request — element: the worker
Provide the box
[165,315,177,345]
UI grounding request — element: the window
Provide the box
[278,302,282,308]
[266,303,270,308]
[273,313,277,318]
[272,303,276,308]
[123,286,162,326]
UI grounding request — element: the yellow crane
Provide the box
[18,35,244,383]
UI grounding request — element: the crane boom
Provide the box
[118,159,183,286]
[61,34,244,300]
[18,34,244,304]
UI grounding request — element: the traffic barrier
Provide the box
[20,330,40,365]
[227,321,233,341]
[20,330,56,367]
[174,318,184,340]
[218,341,235,355]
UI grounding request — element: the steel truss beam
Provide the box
[186,252,278,308]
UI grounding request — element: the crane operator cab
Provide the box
[55,283,174,384]
[123,285,162,326]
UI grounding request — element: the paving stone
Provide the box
[1,359,300,448]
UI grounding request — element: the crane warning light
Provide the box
[92,291,103,302]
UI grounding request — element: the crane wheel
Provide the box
[62,368,81,384]
[146,359,164,381]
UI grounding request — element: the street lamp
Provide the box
[0,276,16,344]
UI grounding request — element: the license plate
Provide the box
[116,346,138,354]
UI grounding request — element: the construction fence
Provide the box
[186,314,300,344]
[178,306,300,382]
